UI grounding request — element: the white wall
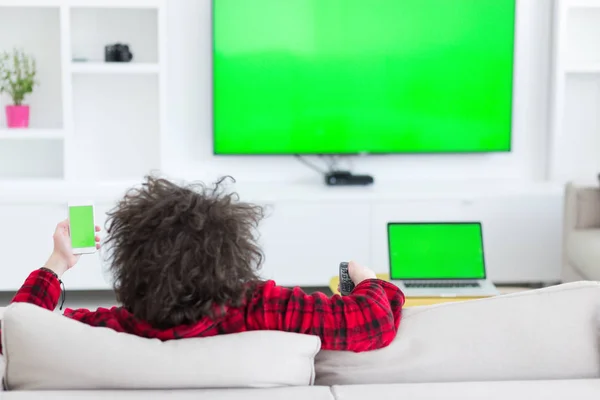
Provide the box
[158,0,563,288]
[164,0,553,184]
[548,4,600,184]
[0,0,565,293]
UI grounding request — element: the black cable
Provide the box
[294,155,329,175]
[326,155,339,171]
[39,267,66,310]
[59,280,66,310]
[320,155,352,173]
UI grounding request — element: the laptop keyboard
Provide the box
[404,280,480,288]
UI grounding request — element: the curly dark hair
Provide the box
[104,176,265,329]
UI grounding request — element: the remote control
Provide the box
[339,262,355,296]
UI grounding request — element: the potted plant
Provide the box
[0,49,37,128]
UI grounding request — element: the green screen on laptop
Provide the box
[388,223,486,280]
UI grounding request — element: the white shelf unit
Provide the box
[0,0,164,8]
[549,0,600,182]
[0,129,64,139]
[0,178,566,290]
[565,63,600,74]
[0,0,167,182]
[567,0,600,8]
[70,62,160,74]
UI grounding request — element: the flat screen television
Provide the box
[213,0,516,155]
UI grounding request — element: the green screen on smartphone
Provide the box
[69,206,95,249]
[388,223,486,279]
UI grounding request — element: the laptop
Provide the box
[387,222,499,297]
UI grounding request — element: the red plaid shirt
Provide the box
[1,269,404,353]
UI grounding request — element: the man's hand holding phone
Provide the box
[43,220,101,279]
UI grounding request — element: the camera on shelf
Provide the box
[105,43,133,62]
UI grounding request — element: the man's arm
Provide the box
[0,221,100,355]
[10,268,61,309]
[9,220,101,309]
[246,278,405,352]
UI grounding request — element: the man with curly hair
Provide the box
[2,177,404,353]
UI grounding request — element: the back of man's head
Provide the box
[104,175,265,329]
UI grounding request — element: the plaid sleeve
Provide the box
[246,279,405,352]
[0,269,62,354]
[10,269,61,309]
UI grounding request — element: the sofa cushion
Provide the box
[567,230,600,280]
[316,282,600,385]
[332,380,600,400]
[2,303,321,390]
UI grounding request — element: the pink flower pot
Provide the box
[5,105,30,128]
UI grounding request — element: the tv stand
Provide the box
[324,171,374,186]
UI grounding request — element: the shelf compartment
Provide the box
[71,74,159,181]
[70,7,159,64]
[0,7,63,129]
[554,75,600,181]
[566,8,600,65]
[0,139,63,180]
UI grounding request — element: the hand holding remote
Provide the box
[339,261,377,295]
[348,261,377,285]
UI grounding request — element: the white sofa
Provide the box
[1,281,599,399]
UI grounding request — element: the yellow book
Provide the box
[329,275,487,307]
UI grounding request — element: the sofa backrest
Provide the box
[2,282,599,390]
[1,303,321,390]
[316,281,600,385]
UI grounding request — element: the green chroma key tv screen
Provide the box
[213,0,516,155]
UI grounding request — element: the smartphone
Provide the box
[68,201,96,254]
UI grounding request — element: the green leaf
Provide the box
[0,48,37,105]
